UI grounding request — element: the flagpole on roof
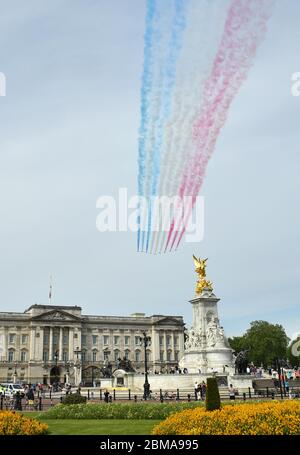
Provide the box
[49,275,52,305]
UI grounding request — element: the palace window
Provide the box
[174,336,179,347]
[159,336,164,346]
[135,336,140,346]
[124,336,130,346]
[175,351,179,361]
[135,350,141,362]
[92,335,98,345]
[160,351,164,362]
[125,350,130,360]
[8,350,14,362]
[103,351,110,361]
[21,334,28,344]
[81,351,86,362]
[92,351,97,362]
[63,351,68,362]
[44,334,49,343]
[43,351,48,362]
[103,336,109,346]
[63,334,68,345]
[9,334,15,344]
[82,335,87,345]
[20,351,27,362]
[167,351,172,362]
[146,351,151,362]
[114,350,119,362]
[114,336,119,345]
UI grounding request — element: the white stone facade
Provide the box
[0,305,185,385]
[179,288,234,374]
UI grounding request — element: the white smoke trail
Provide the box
[152,0,231,253]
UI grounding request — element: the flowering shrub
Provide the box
[0,411,48,435]
[152,401,300,435]
[38,402,203,420]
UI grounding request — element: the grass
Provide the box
[21,413,159,435]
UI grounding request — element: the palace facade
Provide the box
[0,304,185,385]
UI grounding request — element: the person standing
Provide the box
[229,384,235,401]
[104,389,110,403]
[27,388,34,410]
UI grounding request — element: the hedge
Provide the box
[37,402,204,420]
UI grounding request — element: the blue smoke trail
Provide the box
[145,0,187,252]
[137,0,157,252]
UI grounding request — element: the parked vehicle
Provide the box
[0,383,25,397]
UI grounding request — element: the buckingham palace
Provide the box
[0,304,185,385]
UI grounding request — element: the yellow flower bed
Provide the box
[152,401,300,435]
[0,411,48,435]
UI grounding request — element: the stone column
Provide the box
[179,331,185,358]
[2,328,7,361]
[164,332,168,364]
[29,327,35,361]
[68,327,74,361]
[171,332,175,362]
[49,327,53,362]
[59,327,63,361]
[37,327,44,361]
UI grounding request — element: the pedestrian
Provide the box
[194,381,198,400]
[14,391,22,411]
[285,379,289,394]
[104,389,110,403]
[229,384,235,400]
[196,384,202,401]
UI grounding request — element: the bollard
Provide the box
[271,391,275,400]
[248,387,251,399]
[60,396,63,403]
[187,394,191,402]
[243,393,246,401]
[134,395,137,403]
[128,389,131,400]
[0,395,3,410]
[113,389,116,401]
[100,389,102,401]
[88,389,90,401]
[49,389,52,400]
[160,389,163,401]
[39,397,42,411]
[266,387,269,398]
[176,388,180,401]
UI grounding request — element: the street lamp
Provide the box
[139,331,151,400]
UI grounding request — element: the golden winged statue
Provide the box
[193,255,213,295]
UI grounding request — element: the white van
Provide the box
[0,383,25,397]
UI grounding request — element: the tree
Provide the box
[287,336,300,368]
[205,377,221,411]
[228,335,248,354]
[244,320,289,368]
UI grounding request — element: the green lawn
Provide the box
[21,413,160,435]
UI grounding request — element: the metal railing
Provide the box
[1,386,299,412]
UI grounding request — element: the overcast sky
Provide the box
[0,0,299,339]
